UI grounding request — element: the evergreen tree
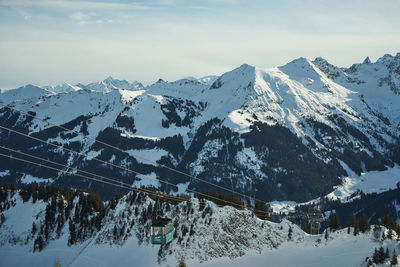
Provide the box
[31,222,37,235]
[73,205,80,224]
[388,229,393,239]
[348,212,357,228]
[391,249,398,266]
[50,195,57,214]
[68,221,76,245]
[328,211,341,230]
[53,258,61,267]
[32,191,38,203]
[301,218,308,233]
[113,225,118,238]
[1,213,5,224]
[255,200,269,220]
[57,196,64,212]
[334,214,341,230]
[288,226,293,240]
[381,214,399,234]
[178,258,186,267]
[373,224,381,240]
[328,211,335,229]
[45,204,53,228]
[35,235,44,252]
[44,224,49,241]
[358,216,370,233]
[353,226,359,236]
[134,206,139,216]
[246,198,252,210]
[378,246,386,264]
[372,247,379,264]
[56,215,63,237]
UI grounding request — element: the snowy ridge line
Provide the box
[0,124,271,215]
[0,103,267,205]
[0,149,189,204]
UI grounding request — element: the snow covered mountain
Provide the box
[0,185,399,267]
[0,53,400,202]
[43,83,83,94]
[0,84,55,104]
[77,76,144,92]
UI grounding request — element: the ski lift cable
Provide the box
[0,144,189,203]
[0,125,264,213]
[1,144,141,191]
[0,130,269,214]
[0,151,131,190]
[0,125,181,191]
[0,151,189,203]
[0,103,265,205]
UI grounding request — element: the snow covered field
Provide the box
[328,164,400,201]
[268,164,400,214]
[190,231,398,267]
[1,225,398,267]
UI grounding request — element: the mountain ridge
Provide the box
[0,53,399,202]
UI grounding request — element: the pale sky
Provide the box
[1,0,400,89]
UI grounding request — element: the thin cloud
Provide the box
[11,7,31,20]
[69,11,111,25]
[70,12,91,21]
[0,0,150,10]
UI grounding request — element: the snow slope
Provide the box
[328,164,400,201]
[0,189,399,267]
[1,53,400,203]
[0,84,54,104]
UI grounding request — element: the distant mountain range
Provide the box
[1,53,399,202]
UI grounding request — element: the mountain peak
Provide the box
[280,57,315,71]
[229,63,256,76]
[288,57,310,64]
[0,83,53,103]
[313,57,329,65]
[208,64,255,91]
[311,57,344,80]
[376,53,395,66]
[279,57,322,81]
[363,56,371,64]
[238,63,254,69]
[104,76,115,82]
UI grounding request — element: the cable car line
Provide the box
[0,146,265,214]
[0,125,181,191]
[0,150,189,203]
[0,103,265,205]
[0,129,269,214]
[0,151,130,190]
[1,144,142,191]
[0,144,189,204]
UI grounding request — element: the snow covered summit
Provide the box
[0,53,399,202]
